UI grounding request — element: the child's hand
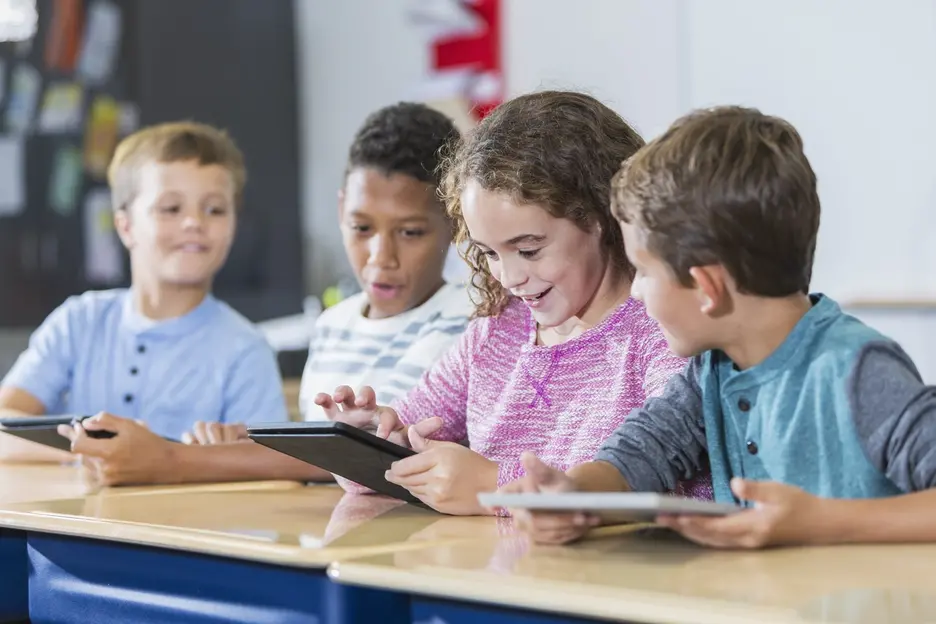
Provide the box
[57,412,176,486]
[181,421,248,445]
[314,385,399,437]
[656,478,826,549]
[384,424,497,515]
[501,453,600,545]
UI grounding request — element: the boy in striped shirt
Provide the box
[298,102,473,415]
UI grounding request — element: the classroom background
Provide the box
[0,0,933,382]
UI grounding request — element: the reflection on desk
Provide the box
[0,484,484,567]
[0,463,95,505]
[0,462,309,507]
[330,525,936,624]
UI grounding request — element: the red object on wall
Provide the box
[430,0,502,119]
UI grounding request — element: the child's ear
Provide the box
[113,209,133,250]
[688,265,730,316]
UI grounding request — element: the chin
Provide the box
[666,338,701,358]
[529,307,571,329]
[161,271,215,288]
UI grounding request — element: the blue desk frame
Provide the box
[410,597,623,624]
[24,532,408,624]
[4,530,621,624]
[0,530,28,623]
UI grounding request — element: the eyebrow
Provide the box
[473,234,546,248]
[346,210,431,224]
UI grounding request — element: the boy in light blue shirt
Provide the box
[0,122,288,462]
[504,107,936,549]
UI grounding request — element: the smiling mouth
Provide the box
[518,288,552,302]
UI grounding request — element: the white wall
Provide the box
[294,0,936,380]
[295,0,429,296]
[686,0,936,301]
[505,0,684,140]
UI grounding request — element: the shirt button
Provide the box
[124,394,134,403]
[738,398,751,412]
[130,367,138,376]
[137,345,146,354]
[746,440,758,455]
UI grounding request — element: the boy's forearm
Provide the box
[816,489,936,544]
[567,461,631,493]
[167,441,333,484]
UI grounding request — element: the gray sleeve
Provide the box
[849,341,936,492]
[595,356,708,493]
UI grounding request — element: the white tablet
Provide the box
[478,492,741,522]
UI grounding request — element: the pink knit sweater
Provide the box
[388,297,712,498]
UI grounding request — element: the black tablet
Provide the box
[0,415,115,452]
[246,421,422,505]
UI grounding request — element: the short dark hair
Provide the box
[443,90,645,318]
[612,106,820,297]
[346,102,459,190]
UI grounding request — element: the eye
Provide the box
[481,249,498,260]
[350,224,371,234]
[207,206,229,216]
[401,229,426,238]
[159,205,180,214]
[518,248,541,260]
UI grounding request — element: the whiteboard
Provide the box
[685,0,936,301]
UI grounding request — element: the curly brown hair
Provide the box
[442,91,645,318]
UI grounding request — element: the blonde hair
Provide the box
[107,121,246,212]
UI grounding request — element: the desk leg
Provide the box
[324,582,410,624]
[26,533,409,624]
[0,530,27,623]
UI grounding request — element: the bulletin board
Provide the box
[0,0,138,325]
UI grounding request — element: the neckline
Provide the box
[523,296,637,353]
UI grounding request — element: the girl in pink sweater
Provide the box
[316,91,712,514]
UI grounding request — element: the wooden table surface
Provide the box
[330,524,936,624]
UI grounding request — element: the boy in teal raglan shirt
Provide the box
[501,106,936,549]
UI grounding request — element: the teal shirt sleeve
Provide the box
[849,340,936,492]
[221,338,288,424]
[1,297,80,410]
[595,356,708,492]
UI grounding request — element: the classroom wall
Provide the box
[0,331,29,378]
[294,0,430,299]
[294,0,936,381]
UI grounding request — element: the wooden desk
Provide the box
[0,462,301,505]
[329,525,936,624]
[0,463,308,623]
[0,475,490,624]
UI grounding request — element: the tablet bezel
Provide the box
[246,421,423,506]
[0,415,84,452]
